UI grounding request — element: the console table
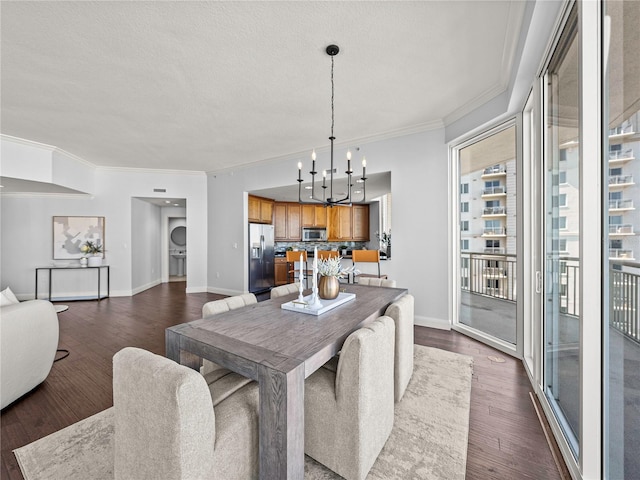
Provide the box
[35,265,110,301]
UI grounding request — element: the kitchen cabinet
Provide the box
[274,202,301,241]
[248,195,274,224]
[274,257,288,286]
[301,205,328,228]
[351,205,370,241]
[327,204,369,242]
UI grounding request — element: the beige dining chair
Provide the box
[351,250,387,283]
[357,277,397,288]
[113,347,259,480]
[305,316,395,480]
[385,294,415,402]
[201,293,257,375]
[270,282,301,299]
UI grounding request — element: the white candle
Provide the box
[313,246,318,288]
[300,253,304,287]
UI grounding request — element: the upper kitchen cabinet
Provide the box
[327,204,370,242]
[301,205,328,228]
[248,195,274,224]
[274,202,301,241]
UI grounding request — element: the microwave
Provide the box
[302,227,327,242]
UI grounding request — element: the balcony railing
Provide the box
[484,247,505,254]
[483,206,506,215]
[482,186,506,195]
[609,149,635,161]
[482,166,506,175]
[483,226,506,235]
[609,175,634,186]
[609,199,634,210]
[610,249,635,260]
[609,125,635,136]
[461,252,516,302]
[609,224,635,235]
[610,261,640,343]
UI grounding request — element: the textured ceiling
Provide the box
[1,1,526,173]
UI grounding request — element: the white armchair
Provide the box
[0,300,59,409]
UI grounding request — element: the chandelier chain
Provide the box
[330,55,335,138]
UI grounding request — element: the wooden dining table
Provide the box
[165,283,407,480]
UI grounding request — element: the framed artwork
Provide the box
[53,216,105,260]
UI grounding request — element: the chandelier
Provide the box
[297,44,367,206]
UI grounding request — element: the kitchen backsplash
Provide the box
[275,241,368,252]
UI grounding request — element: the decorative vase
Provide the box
[80,257,88,267]
[88,256,102,267]
[318,275,340,300]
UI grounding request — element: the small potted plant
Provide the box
[376,230,391,259]
[316,256,354,299]
[81,240,104,267]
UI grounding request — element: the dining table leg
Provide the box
[257,363,305,480]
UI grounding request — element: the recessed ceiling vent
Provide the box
[153,188,166,192]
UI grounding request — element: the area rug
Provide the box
[14,345,473,480]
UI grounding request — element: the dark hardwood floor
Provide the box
[1,283,565,479]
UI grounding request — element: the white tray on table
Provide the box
[280,292,356,316]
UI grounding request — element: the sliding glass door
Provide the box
[543,6,580,458]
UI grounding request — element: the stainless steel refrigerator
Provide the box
[248,223,275,294]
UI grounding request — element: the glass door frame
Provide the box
[449,117,524,358]
[527,1,603,478]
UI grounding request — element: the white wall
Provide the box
[207,129,450,327]
[131,198,162,293]
[1,166,207,298]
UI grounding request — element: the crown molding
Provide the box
[0,191,91,199]
[1,134,96,169]
[443,83,508,127]
[95,165,206,176]
[205,119,445,176]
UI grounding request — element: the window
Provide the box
[486,239,500,248]
[485,200,500,207]
[559,171,567,184]
[558,216,567,229]
[609,191,622,200]
[610,239,622,249]
[461,239,469,251]
[461,202,469,213]
[460,220,469,231]
[609,215,623,225]
[558,194,567,207]
[485,180,500,188]
[610,167,623,177]
[559,239,567,252]
[461,183,469,194]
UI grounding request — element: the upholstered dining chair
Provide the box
[305,316,395,480]
[201,293,257,376]
[270,282,301,299]
[351,249,387,283]
[384,294,415,402]
[113,347,259,480]
[357,277,397,288]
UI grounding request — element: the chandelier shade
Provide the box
[297,45,367,207]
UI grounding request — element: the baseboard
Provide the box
[185,286,207,294]
[414,315,451,330]
[207,286,245,296]
[131,279,161,296]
